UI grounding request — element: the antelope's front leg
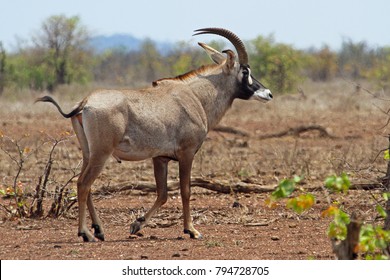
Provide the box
[130,157,169,235]
[179,156,202,239]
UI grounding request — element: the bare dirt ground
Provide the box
[0,80,389,260]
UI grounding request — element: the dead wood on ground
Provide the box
[96,178,383,195]
[213,125,250,137]
[97,178,275,195]
[259,125,336,140]
[191,178,274,193]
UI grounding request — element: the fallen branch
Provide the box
[96,178,275,195]
[259,125,336,140]
[191,178,274,193]
[98,181,178,195]
[213,125,250,137]
[95,178,383,196]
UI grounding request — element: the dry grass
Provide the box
[0,79,389,259]
[1,79,389,197]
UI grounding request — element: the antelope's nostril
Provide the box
[269,92,273,99]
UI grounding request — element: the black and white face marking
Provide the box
[238,65,273,102]
[246,68,253,86]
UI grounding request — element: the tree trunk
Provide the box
[384,135,390,230]
[331,213,361,260]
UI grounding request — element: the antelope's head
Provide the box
[194,28,273,102]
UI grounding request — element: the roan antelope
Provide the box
[35,28,273,242]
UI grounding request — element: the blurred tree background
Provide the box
[1,14,389,96]
[2,15,92,93]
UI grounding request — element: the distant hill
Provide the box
[89,34,173,54]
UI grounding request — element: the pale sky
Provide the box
[1,0,389,50]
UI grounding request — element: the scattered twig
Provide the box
[244,220,274,227]
[372,104,390,130]
[0,135,37,217]
[258,125,337,140]
[47,169,79,218]
[341,76,377,97]
[31,141,57,217]
[1,132,80,219]
[371,146,388,164]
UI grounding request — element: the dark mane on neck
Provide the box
[152,64,219,87]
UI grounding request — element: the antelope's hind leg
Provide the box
[88,192,105,241]
[72,116,109,242]
[130,157,169,235]
[77,153,111,242]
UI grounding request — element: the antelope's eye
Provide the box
[241,67,253,85]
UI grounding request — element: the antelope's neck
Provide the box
[189,78,235,131]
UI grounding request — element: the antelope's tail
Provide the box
[35,96,85,118]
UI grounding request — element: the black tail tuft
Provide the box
[35,95,84,118]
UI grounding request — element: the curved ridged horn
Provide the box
[193,28,248,65]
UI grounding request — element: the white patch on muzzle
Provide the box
[251,88,273,102]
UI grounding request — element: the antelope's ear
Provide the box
[222,49,236,73]
[198,42,226,65]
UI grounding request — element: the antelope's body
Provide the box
[36,28,272,242]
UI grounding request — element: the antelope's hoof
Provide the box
[184,229,203,239]
[129,221,141,235]
[92,224,105,241]
[78,231,96,242]
[130,217,145,235]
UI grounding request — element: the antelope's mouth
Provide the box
[251,88,273,102]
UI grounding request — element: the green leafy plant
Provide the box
[269,172,390,259]
[322,174,390,259]
[384,149,390,160]
[271,175,301,199]
[287,193,315,214]
[324,172,351,193]
[376,204,387,219]
[321,205,351,240]
[358,224,390,260]
[266,175,301,208]
[266,176,315,215]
